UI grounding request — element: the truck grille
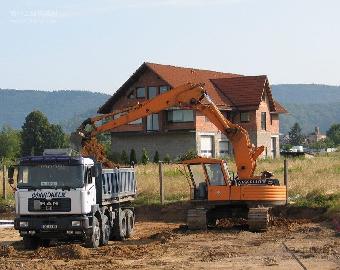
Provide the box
[28,198,71,212]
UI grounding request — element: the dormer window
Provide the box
[136,87,146,98]
[127,91,135,99]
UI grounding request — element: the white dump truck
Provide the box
[9,149,136,249]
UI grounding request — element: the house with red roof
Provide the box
[98,62,287,160]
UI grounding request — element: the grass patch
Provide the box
[134,152,340,206]
[0,194,15,211]
[294,190,340,209]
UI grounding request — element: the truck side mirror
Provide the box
[91,164,101,178]
[8,166,15,184]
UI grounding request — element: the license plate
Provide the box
[42,224,58,229]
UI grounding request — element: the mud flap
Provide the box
[187,208,207,230]
[248,207,270,232]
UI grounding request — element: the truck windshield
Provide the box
[17,164,84,188]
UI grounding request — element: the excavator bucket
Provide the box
[70,131,85,152]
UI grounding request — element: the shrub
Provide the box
[163,154,171,164]
[109,151,121,164]
[177,149,198,161]
[121,150,129,165]
[141,148,149,165]
[153,151,160,163]
[130,148,137,165]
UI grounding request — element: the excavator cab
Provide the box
[183,157,232,201]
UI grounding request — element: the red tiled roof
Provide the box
[145,63,241,106]
[273,100,288,113]
[211,76,267,108]
[98,62,287,114]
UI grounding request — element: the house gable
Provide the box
[98,62,243,113]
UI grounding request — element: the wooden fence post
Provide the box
[159,161,164,204]
[284,159,288,205]
[2,164,6,200]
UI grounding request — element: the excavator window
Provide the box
[187,164,208,200]
[188,164,206,186]
[204,164,226,186]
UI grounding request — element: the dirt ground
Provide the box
[0,217,339,270]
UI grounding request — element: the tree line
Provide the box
[284,122,340,149]
[0,111,67,163]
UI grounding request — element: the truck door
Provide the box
[85,167,96,211]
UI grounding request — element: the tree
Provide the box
[129,149,137,165]
[288,122,305,145]
[140,148,149,165]
[121,150,129,165]
[45,124,67,149]
[0,125,22,160]
[326,124,340,146]
[153,151,160,163]
[21,111,66,156]
[310,138,335,150]
[163,154,171,164]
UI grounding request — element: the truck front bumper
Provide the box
[14,215,91,239]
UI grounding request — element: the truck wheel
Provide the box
[125,209,135,238]
[114,210,127,241]
[23,236,40,250]
[41,239,51,247]
[100,215,110,246]
[85,216,100,248]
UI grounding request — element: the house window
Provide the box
[160,86,169,94]
[261,112,266,130]
[200,136,213,157]
[127,91,135,99]
[240,111,250,123]
[148,86,157,99]
[136,87,146,98]
[219,140,229,156]
[147,114,159,131]
[167,109,194,123]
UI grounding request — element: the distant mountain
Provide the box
[272,84,340,134]
[1,84,340,135]
[0,89,110,132]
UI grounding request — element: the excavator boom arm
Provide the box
[74,83,263,178]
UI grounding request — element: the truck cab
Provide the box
[11,149,136,249]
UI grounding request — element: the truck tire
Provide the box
[100,215,110,246]
[85,216,100,248]
[23,236,40,250]
[125,209,135,238]
[113,209,127,241]
[41,239,51,247]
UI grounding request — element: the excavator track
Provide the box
[248,207,270,232]
[187,208,207,230]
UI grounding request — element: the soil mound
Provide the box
[34,244,90,260]
[81,138,116,168]
[101,244,158,259]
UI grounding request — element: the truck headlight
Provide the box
[19,221,28,227]
[72,221,81,227]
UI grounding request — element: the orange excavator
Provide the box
[71,83,287,231]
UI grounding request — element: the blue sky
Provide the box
[1,0,339,93]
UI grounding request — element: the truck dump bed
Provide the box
[97,167,137,205]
